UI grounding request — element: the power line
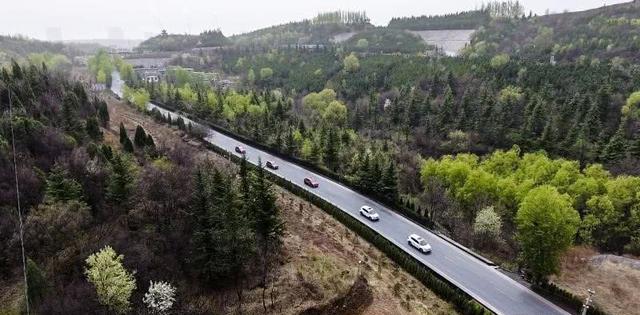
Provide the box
[6,82,30,315]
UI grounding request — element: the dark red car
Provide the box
[304,177,319,188]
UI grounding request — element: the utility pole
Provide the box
[580,289,595,315]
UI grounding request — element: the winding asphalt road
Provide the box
[111,73,569,315]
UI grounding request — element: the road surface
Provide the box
[111,73,569,315]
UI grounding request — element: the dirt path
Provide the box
[103,94,456,315]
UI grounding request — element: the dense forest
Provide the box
[0,62,284,313]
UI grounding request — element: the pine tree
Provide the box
[601,123,628,162]
[119,122,128,145]
[524,97,546,138]
[26,258,47,307]
[146,134,155,148]
[249,161,283,311]
[436,85,454,133]
[134,125,147,148]
[250,161,283,249]
[62,92,83,138]
[356,152,372,193]
[239,156,250,202]
[123,137,134,153]
[86,116,103,141]
[97,101,110,127]
[369,157,383,195]
[324,128,340,171]
[581,100,602,142]
[285,127,296,155]
[107,153,134,206]
[381,162,398,202]
[45,164,83,203]
[629,133,640,158]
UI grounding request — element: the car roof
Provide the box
[410,234,422,239]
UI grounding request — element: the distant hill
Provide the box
[230,11,372,48]
[466,1,640,63]
[137,29,230,52]
[0,35,75,64]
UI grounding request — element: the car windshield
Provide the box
[417,238,427,245]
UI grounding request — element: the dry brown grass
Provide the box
[552,246,640,315]
[105,95,457,315]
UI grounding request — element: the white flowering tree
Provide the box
[473,206,502,239]
[143,281,176,313]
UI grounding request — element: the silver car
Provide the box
[408,234,432,253]
[359,205,379,221]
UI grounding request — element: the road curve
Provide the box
[111,73,569,315]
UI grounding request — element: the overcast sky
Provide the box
[1,0,629,40]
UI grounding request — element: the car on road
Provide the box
[304,177,319,188]
[266,160,279,170]
[359,205,379,221]
[234,146,246,154]
[408,234,431,253]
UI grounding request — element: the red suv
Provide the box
[304,177,319,188]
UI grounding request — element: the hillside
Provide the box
[136,29,229,52]
[0,35,76,65]
[466,1,640,63]
[230,11,372,48]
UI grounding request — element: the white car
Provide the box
[408,234,432,253]
[359,205,379,221]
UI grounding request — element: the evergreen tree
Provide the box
[26,258,47,307]
[356,152,372,192]
[123,137,134,153]
[239,156,250,201]
[134,125,147,148]
[285,127,297,154]
[86,116,103,141]
[249,161,283,310]
[97,101,110,127]
[107,153,134,206]
[381,162,398,202]
[581,100,602,142]
[601,122,628,162]
[524,97,546,138]
[146,134,156,148]
[119,122,128,145]
[436,85,454,132]
[45,164,83,203]
[324,128,340,171]
[62,92,83,139]
[250,161,283,249]
[629,133,640,158]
